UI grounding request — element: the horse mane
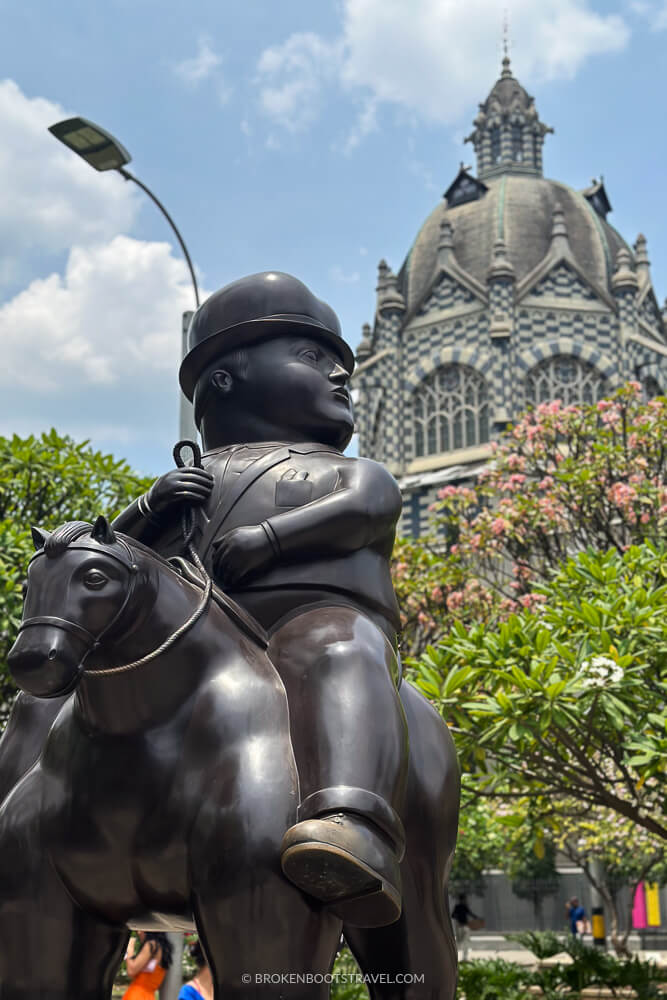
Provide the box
[44,521,95,558]
[43,520,175,573]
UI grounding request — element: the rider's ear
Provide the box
[31,526,50,550]
[91,515,117,545]
[210,370,234,395]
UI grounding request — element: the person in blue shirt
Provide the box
[179,941,212,1000]
[566,896,587,935]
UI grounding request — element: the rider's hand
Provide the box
[212,525,276,586]
[146,467,213,515]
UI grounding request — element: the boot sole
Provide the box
[281,842,402,928]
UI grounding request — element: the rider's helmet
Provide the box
[179,271,355,402]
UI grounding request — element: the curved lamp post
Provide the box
[48,116,199,442]
[48,117,200,307]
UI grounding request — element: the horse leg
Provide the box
[0,692,67,803]
[0,768,127,999]
[188,655,342,999]
[345,684,459,1000]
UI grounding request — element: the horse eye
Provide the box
[83,570,108,590]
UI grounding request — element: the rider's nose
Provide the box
[328,363,350,386]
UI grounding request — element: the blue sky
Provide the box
[0,0,665,475]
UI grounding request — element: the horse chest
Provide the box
[43,715,195,916]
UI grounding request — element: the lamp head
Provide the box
[48,117,131,172]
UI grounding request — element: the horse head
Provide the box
[7,516,146,698]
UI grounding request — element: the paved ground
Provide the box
[464,934,667,966]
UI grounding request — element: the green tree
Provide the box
[448,786,507,895]
[414,542,667,843]
[0,430,151,723]
[554,807,667,953]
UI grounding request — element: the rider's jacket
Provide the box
[152,442,402,638]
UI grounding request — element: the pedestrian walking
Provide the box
[451,893,481,961]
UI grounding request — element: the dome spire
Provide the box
[634,233,651,286]
[465,52,553,180]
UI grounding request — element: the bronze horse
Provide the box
[0,517,458,999]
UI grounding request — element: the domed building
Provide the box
[353,57,667,537]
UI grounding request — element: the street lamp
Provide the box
[48,116,200,442]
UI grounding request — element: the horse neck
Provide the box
[75,562,213,735]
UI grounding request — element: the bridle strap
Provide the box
[85,574,212,676]
[18,615,98,647]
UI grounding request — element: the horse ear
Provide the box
[91,515,116,545]
[31,526,50,550]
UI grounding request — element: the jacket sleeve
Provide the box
[262,459,402,558]
[111,496,162,544]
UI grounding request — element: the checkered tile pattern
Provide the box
[615,288,636,328]
[514,308,615,355]
[489,278,514,314]
[528,263,597,301]
[353,260,667,537]
[639,292,663,333]
[416,274,477,315]
[397,484,445,538]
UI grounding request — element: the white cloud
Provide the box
[339,96,379,154]
[175,37,223,85]
[0,79,140,287]
[174,37,231,106]
[255,0,630,136]
[0,235,196,390]
[639,0,667,28]
[0,236,202,467]
[256,32,343,132]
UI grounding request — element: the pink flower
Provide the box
[518,593,547,609]
[608,482,638,508]
[430,586,443,602]
[446,591,464,611]
[491,517,509,536]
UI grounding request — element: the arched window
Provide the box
[413,364,489,458]
[524,355,607,407]
[511,123,523,162]
[490,126,501,165]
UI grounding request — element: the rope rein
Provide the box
[86,441,213,677]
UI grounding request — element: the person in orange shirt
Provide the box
[123,931,173,1000]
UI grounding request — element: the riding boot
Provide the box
[281,786,406,927]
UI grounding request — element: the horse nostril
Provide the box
[48,648,57,660]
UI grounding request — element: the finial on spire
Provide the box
[487,237,515,282]
[501,7,512,76]
[356,322,372,360]
[634,233,650,283]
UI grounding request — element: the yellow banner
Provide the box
[646,883,661,927]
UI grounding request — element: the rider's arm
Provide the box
[261,458,401,558]
[112,466,213,542]
[112,497,160,543]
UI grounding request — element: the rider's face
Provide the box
[235,335,354,448]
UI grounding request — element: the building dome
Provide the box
[353,56,667,537]
[400,174,630,321]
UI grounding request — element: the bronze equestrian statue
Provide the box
[0,272,459,998]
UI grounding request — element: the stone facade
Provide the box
[352,59,667,537]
